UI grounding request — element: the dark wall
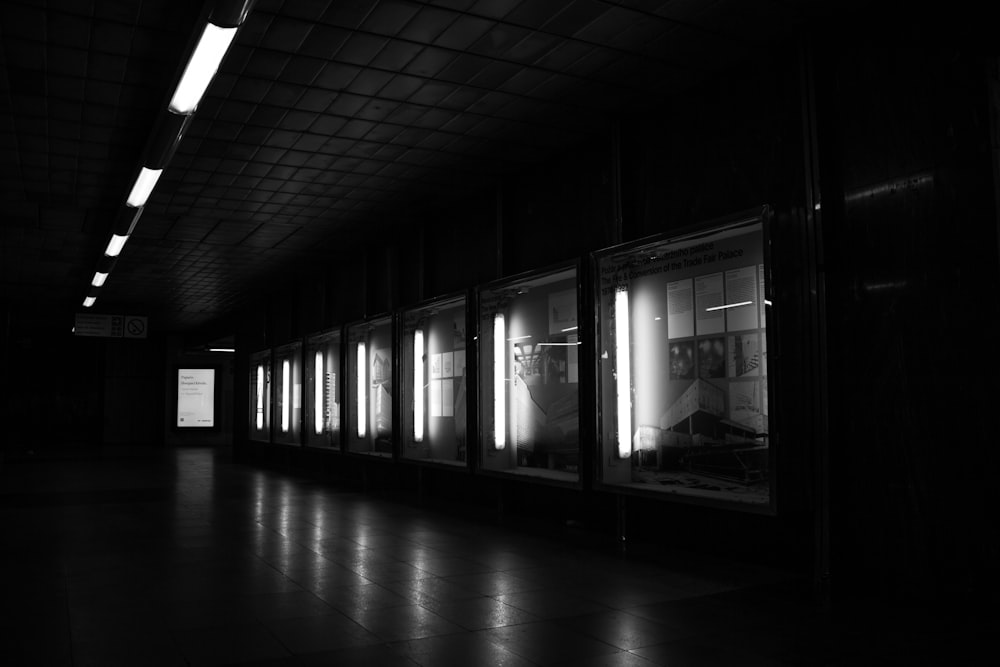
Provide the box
[817,25,1000,601]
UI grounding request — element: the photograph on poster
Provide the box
[698,337,726,379]
[669,341,695,380]
[597,217,770,505]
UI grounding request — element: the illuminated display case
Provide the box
[594,210,772,508]
[346,315,394,456]
[479,265,581,482]
[401,294,469,466]
[304,329,341,449]
[273,341,303,445]
[249,349,271,442]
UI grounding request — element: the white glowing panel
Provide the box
[615,287,632,458]
[357,341,367,438]
[255,364,264,430]
[493,313,506,450]
[126,167,162,207]
[281,359,290,433]
[169,23,238,114]
[104,234,128,257]
[82,296,96,308]
[177,368,215,428]
[91,272,108,287]
[414,329,424,442]
[314,350,323,435]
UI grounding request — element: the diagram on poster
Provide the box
[442,352,453,378]
[724,266,758,331]
[442,379,454,417]
[430,353,442,379]
[695,273,725,335]
[430,379,442,417]
[667,279,694,339]
[729,380,762,431]
[758,263,766,327]
[728,333,760,377]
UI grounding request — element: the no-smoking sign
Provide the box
[123,315,148,338]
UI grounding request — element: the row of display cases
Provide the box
[249,210,773,511]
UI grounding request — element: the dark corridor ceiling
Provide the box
[1,0,834,335]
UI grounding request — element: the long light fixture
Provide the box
[126,167,163,208]
[80,1,251,314]
[169,23,239,114]
[91,272,108,287]
[413,329,424,443]
[357,341,367,439]
[314,350,324,435]
[281,359,290,433]
[705,300,753,312]
[615,286,632,459]
[104,234,129,257]
[493,313,506,450]
[255,364,264,430]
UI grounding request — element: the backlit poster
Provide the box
[177,368,215,427]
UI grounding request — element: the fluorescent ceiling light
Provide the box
[105,234,129,257]
[536,342,581,347]
[507,334,531,342]
[83,296,96,308]
[169,23,238,114]
[126,167,163,207]
[208,347,235,353]
[705,300,753,312]
[560,326,578,332]
[91,272,108,287]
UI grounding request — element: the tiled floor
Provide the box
[0,447,993,666]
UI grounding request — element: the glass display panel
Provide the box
[401,295,468,466]
[595,215,771,507]
[346,316,393,456]
[249,349,271,442]
[304,329,341,448]
[176,368,216,428]
[479,266,580,482]
[273,341,302,445]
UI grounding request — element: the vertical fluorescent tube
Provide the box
[357,341,367,438]
[169,23,239,114]
[493,313,506,450]
[314,350,324,435]
[615,287,632,459]
[281,359,290,433]
[414,329,424,442]
[255,364,264,430]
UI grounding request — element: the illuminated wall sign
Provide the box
[177,368,215,427]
